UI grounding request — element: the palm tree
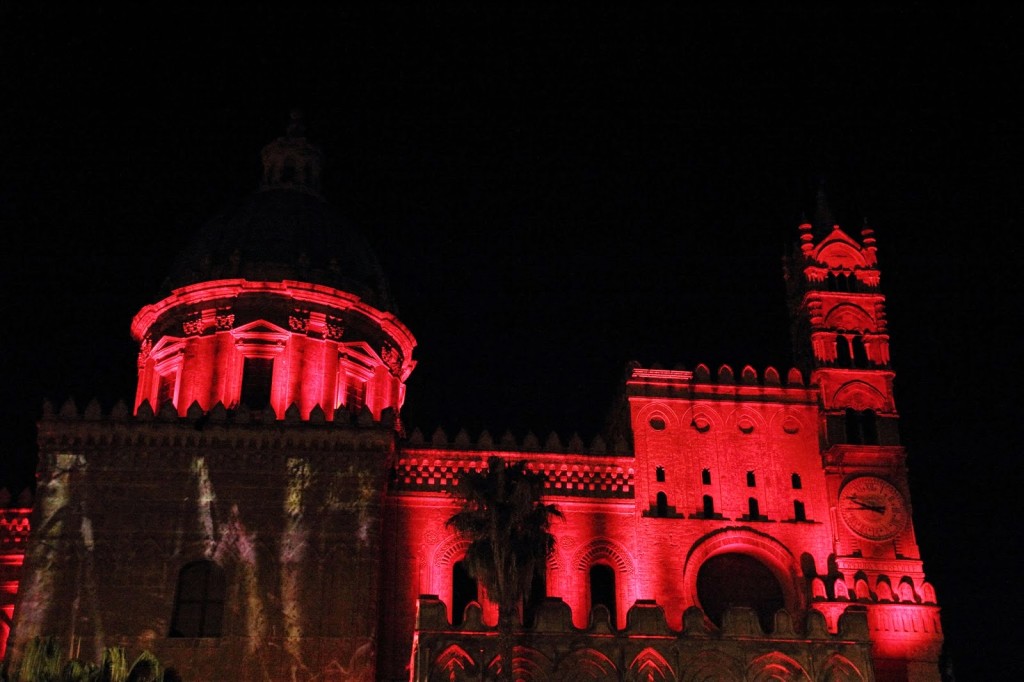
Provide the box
[445,456,562,682]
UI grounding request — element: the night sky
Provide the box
[2,5,1021,678]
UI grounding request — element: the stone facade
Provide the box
[2,126,943,681]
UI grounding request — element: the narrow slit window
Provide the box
[794,500,807,522]
[655,466,665,482]
[746,471,756,487]
[748,497,760,519]
[702,494,715,517]
[835,335,852,368]
[851,335,869,367]
[656,492,669,518]
[451,560,477,627]
[701,468,711,485]
[791,473,802,489]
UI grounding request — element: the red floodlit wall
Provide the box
[382,358,942,679]
[0,509,30,661]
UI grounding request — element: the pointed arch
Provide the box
[682,405,723,434]
[432,534,474,622]
[679,650,743,682]
[573,537,633,574]
[573,537,634,629]
[636,402,681,431]
[626,647,677,681]
[815,234,868,270]
[823,303,874,333]
[556,648,617,681]
[727,407,768,434]
[820,654,868,682]
[486,646,550,682]
[430,644,477,682]
[746,652,811,681]
[830,381,888,412]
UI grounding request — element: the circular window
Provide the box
[649,417,666,430]
[692,416,711,433]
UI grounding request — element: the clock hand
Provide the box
[847,498,886,514]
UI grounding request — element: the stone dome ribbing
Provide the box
[159,113,395,313]
[159,188,395,312]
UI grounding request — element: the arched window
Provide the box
[793,500,807,521]
[845,408,862,444]
[791,473,802,489]
[861,409,878,444]
[702,494,715,518]
[835,336,852,368]
[452,560,477,626]
[170,561,225,637]
[655,492,669,518]
[589,564,617,628]
[851,335,869,367]
[845,408,879,445]
[524,567,546,627]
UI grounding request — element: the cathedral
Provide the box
[0,117,944,681]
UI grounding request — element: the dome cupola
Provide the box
[131,115,415,425]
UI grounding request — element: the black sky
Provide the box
[2,5,1022,678]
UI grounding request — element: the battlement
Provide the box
[40,397,399,428]
[0,510,31,551]
[413,596,875,680]
[403,425,629,456]
[35,398,398,458]
[392,453,635,498]
[627,363,820,403]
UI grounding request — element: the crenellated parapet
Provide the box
[626,363,821,405]
[392,450,635,499]
[412,596,876,681]
[35,397,398,459]
[0,511,30,552]
[404,426,628,455]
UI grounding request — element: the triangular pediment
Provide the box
[814,226,869,270]
[231,319,290,337]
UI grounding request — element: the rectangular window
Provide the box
[157,372,177,409]
[241,357,274,409]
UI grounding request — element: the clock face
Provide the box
[838,477,908,541]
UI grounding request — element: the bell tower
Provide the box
[786,188,944,680]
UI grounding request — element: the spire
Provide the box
[813,178,835,231]
[861,217,877,257]
[260,108,324,196]
[798,210,814,256]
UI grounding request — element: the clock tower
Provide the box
[786,190,944,679]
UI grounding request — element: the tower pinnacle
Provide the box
[260,108,323,195]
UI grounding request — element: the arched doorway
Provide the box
[696,552,784,633]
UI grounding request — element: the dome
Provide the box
[159,111,395,313]
[160,188,394,312]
